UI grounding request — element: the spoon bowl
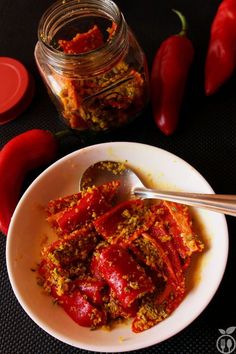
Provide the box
[79,160,143,203]
[80,160,236,216]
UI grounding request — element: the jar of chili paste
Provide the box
[34,0,149,133]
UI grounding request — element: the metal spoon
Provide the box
[79,160,236,217]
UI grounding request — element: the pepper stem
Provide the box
[54,129,75,140]
[172,9,188,36]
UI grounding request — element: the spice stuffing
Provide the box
[50,23,147,131]
[37,180,204,332]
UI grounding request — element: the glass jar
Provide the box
[35,0,149,133]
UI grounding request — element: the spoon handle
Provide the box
[133,187,236,217]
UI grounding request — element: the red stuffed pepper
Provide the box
[95,244,155,308]
[59,289,107,328]
[47,181,120,235]
[94,199,155,245]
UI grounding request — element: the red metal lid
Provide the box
[0,57,34,125]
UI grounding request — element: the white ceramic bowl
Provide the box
[6,142,228,352]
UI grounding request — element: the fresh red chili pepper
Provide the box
[0,129,58,235]
[150,10,194,135]
[205,0,236,95]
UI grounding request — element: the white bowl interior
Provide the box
[6,142,228,352]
